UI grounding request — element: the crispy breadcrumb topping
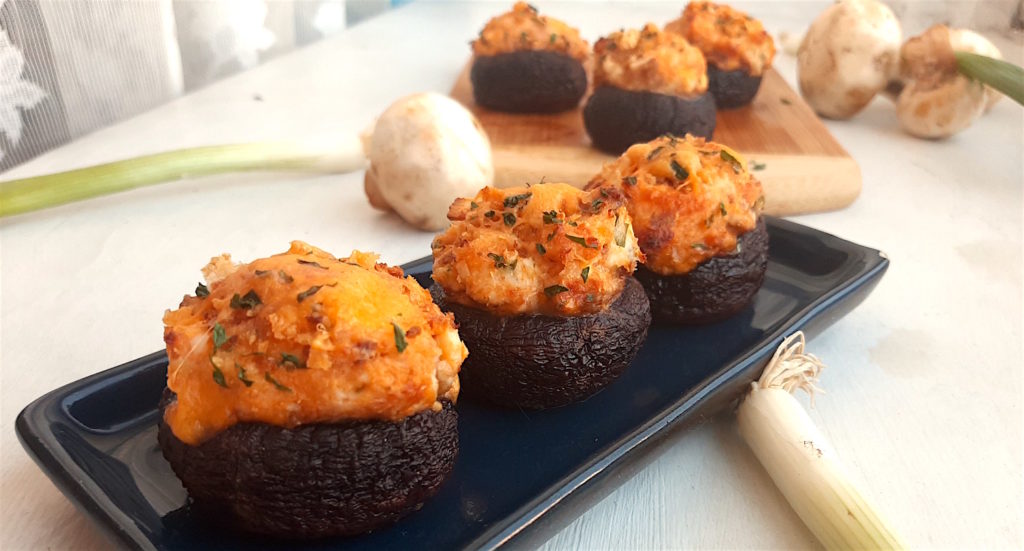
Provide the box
[593,23,708,97]
[163,242,467,445]
[432,183,643,316]
[587,135,764,275]
[666,1,775,75]
[472,2,589,62]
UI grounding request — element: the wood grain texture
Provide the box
[451,61,861,216]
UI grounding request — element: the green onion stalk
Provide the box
[955,51,1024,106]
[0,137,365,218]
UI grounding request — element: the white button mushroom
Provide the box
[895,25,988,139]
[364,93,494,231]
[797,0,902,120]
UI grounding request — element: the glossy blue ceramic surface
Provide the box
[17,217,887,550]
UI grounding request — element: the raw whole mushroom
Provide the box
[797,0,903,120]
[364,93,494,231]
[895,25,988,139]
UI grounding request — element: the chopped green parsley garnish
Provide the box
[503,192,532,208]
[236,364,254,387]
[264,372,291,392]
[279,353,305,369]
[230,290,262,309]
[566,235,596,248]
[392,322,408,353]
[544,284,569,298]
[487,253,516,269]
[670,159,689,181]
[212,322,227,350]
[297,259,328,270]
[212,366,228,388]
[720,149,743,173]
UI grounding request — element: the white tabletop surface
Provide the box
[1,2,1021,549]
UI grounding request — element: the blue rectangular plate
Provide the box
[17,217,887,550]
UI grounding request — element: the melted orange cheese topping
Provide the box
[593,23,708,98]
[432,183,643,316]
[666,1,776,75]
[472,2,589,62]
[163,242,467,445]
[587,135,764,275]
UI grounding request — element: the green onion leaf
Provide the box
[278,270,294,284]
[719,202,728,216]
[955,51,1024,105]
[470,201,479,209]
[254,269,270,277]
[503,212,517,227]
[581,266,590,283]
[543,210,561,224]
[195,282,210,297]
[692,243,708,251]
[623,176,637,186]
[0,141,366,218]
[536,243,546,255]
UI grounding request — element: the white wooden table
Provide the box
[1,2,1021,549]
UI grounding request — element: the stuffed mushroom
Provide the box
[587,134,767,324]
[584,24,716,154]
[430,183,650,409]
[470,2,589,113]
[158,242,467,539]
[666,1,776,108]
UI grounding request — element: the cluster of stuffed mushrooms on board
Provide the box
[470,1,777,153]
[157,1,772,540]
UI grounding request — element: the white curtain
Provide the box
[0,0,360,171]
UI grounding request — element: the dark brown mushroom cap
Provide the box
[634,216,768,324]
[707,63,763,109]
[583,86,716,154]
[431,276,651,409]
[158,393,458,539]
[471,50,588,113]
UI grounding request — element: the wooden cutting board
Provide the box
[450,63,861,216]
